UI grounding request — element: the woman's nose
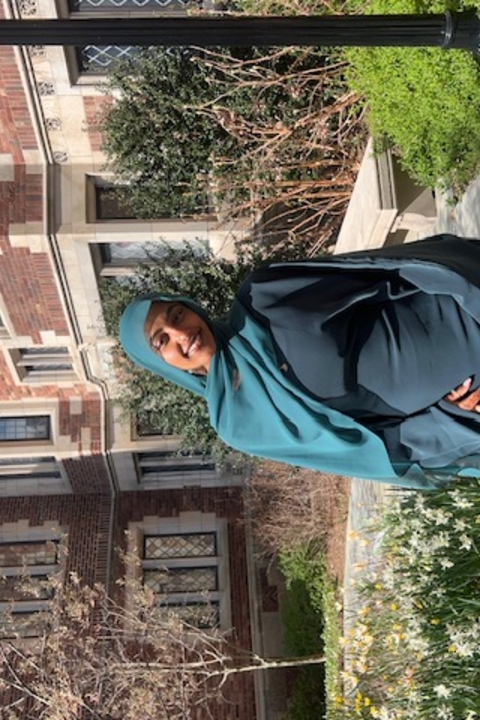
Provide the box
[167,324,188,344]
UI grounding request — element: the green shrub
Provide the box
[278,544,343,720]
[345,0,480,190]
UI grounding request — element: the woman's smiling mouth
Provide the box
[186,331,202,357]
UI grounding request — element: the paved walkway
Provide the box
[434,179,480,238]
[342,172,480,629]
[343,480,387,630]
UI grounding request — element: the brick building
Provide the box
[0,1,276,717]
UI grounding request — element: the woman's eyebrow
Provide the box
[165,303,179,323]
[149,304,179,346]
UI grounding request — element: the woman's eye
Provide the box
[151,332,167,351]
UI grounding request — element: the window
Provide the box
[68,0,196,75]
[0,539,61,638]
[0,416,50,443]
[10,347,76,383]
[128,513,229,628]
[135,415,166,438]
[90,241,171,280]
[0,312,9,340]
[142,532,220,628]
[136,452,216,485]
[86,177,136,222]
[0,457,68,497]
[0,457,60,481]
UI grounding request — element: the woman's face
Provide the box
[144,301,216,375]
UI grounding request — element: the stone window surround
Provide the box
[6,346,78,386]
[0,406,57,452]
[127,512,231,630]
[0,456,71,497]
[0,399,90,459]
[0,520,68,637]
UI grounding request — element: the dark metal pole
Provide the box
[0,12,478,52]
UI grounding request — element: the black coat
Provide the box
[237,234,480,474]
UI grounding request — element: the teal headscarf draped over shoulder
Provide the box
[119,291,400,482]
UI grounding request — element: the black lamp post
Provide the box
[0,11,478,52]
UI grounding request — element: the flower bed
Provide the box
[340,479,480,720]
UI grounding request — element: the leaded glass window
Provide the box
[136,452,215,484]
[142,531,220,628]
[70,0,188,10]
[0,537,61,637]
[167,601,220,629]
[0,575,52,603]
[145,533,216,560]
[0,457,61,482]
[69,0,195,73]
[0,541,58,568]
[144,566,218,594]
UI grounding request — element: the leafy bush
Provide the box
[278,545,328,720]
[345,0,480,191]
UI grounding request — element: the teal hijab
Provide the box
[119,291,403,482]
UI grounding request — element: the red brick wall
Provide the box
[115,487,257,720]
[64,455,111,494]
[0,492,112,587]
[0,40,65,335]
[0,36,104,460]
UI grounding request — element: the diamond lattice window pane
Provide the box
[71,0,186,9]
[0,575,52,602]
[0,611,43,639]
[144,566,217,594]
[164,601,220,628]
[0,542,57,568]
[145,533,216,560]
[77,44,139,73]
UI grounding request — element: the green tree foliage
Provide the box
[101,48,233,218]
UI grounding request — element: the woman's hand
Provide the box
[444,378,480,412]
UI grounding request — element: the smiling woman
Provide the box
[119,235,480,489]
[145,301,216,376]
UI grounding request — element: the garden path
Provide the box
[434,176,480,238]
[343,479,387,632]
